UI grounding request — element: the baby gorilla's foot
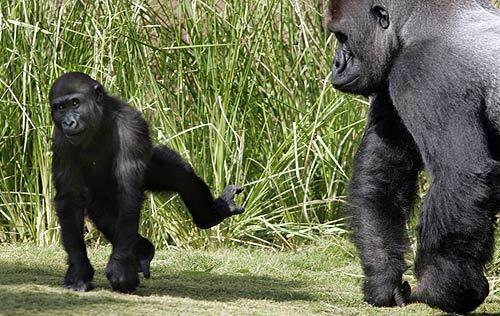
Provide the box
[64,260,95,292]
[134,236,155,279]
[195,185,244,229]
[106,252,140,293]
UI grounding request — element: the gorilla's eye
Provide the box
[71,98,79,107]
[372,5,390,29]
[53,103,64,110]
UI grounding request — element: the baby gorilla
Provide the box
[49,72,244,293]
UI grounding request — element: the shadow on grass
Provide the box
[0,288,127,314]
[1,262,499,315]
[0,262,62,286]
[0,263,127,313]
[136,271,315,302]
[0,261,315,313]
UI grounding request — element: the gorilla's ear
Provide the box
[93,84,104,103]
[372,5,390,29]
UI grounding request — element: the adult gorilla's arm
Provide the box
[390,46,497,313]
[144,146,244,229]
[348,92,421,307]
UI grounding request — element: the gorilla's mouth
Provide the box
[65,130,84,137]
[335,75,359,88]
[331,47,361,91]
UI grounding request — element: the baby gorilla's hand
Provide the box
[105,252,139,293]
[215,185,245,216]
[196,185,244,229]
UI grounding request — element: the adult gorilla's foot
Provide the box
[64,260,95,292]
[106,253,140,293]
[134,236,155,279]
[415,257,489,314]
[195,185,244,229]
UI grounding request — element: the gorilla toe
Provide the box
[106,254,140,293]
[64,261,95,292]
[64,280,95,292]
[134,236,155,279]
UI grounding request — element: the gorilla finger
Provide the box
[393,281,411,307]
[222,185,244,198]
[233,185,244,195]
[393,290,406,307]
[110,277,139,293]
[230,206,245,215]
[401,281,411,297]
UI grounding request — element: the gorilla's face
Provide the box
[326,0,399,96]
[49,73,104,146]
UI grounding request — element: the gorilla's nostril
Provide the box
[334,32,348,44]
[333,49,348,73]
[63,118,78,130]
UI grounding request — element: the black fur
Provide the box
[49,72,244,293]
[326,0,500,313]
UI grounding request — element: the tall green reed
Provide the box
[0,0,366,248]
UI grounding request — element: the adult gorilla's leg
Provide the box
[55,192,94,291]
[394,94,497,314]
[349,92,421,307]
[144,146,243,229]
[86,199,155,278]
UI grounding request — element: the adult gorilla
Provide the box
[326,0,500,313]
[49,72,244,293]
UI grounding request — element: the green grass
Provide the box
[0,240,499,315]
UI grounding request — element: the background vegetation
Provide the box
[0,0,365,248]
[0,0,498,260]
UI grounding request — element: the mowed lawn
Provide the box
[0,240,499,315]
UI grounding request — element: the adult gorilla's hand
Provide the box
[393,281,411,307]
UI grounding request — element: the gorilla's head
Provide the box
[49,72,105,146]
[326,0,403,96]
